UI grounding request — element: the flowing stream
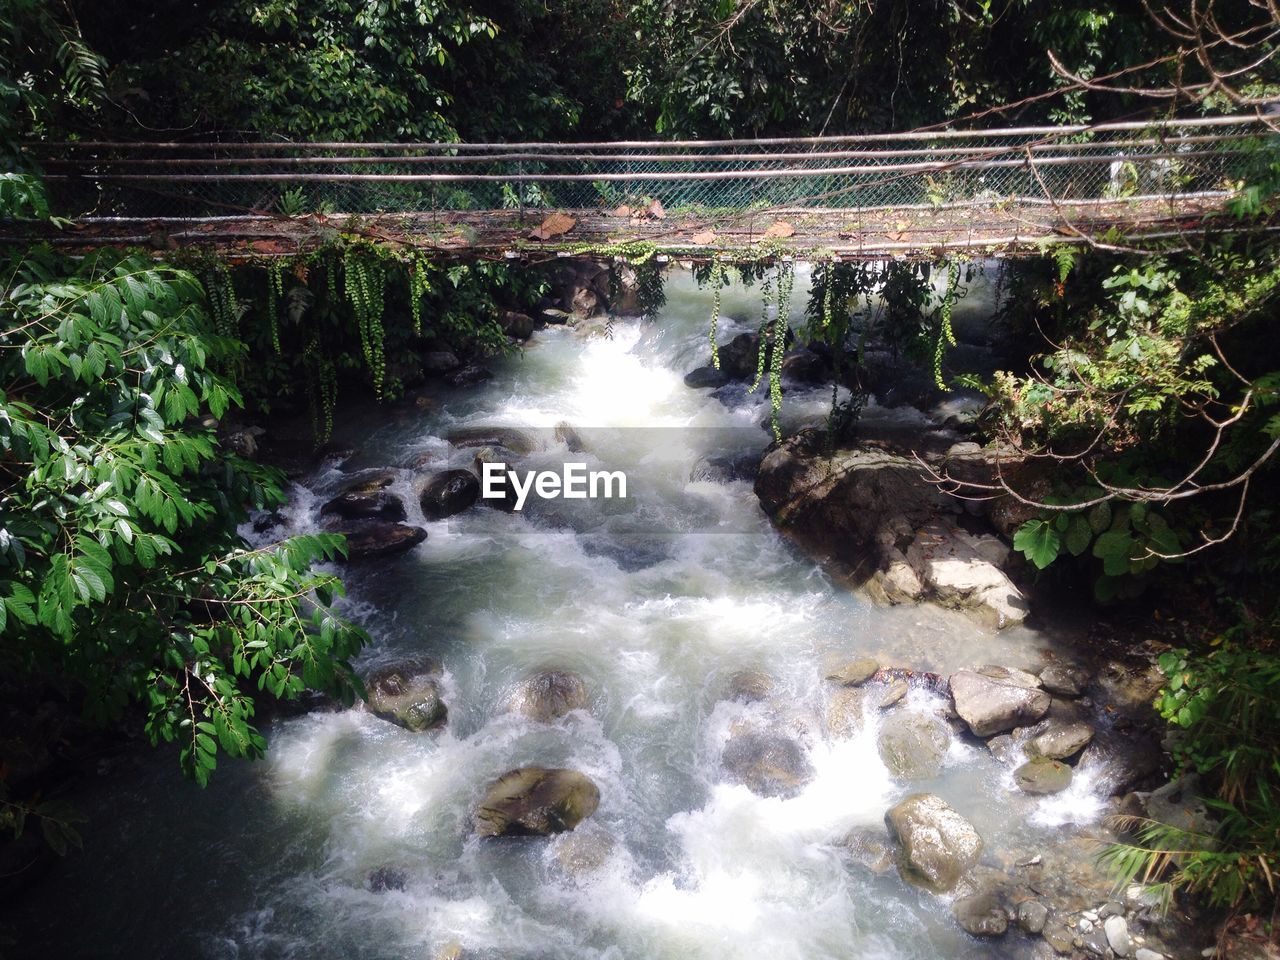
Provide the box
[14,268,1109,959]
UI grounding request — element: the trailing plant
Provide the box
[343,246,388,398]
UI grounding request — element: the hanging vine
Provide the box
[343,246,387,398]
[303,332,338,444]
[767,260,796,439]
[932,259,961,390]
[408,253,433,336]
[265,260,285,354]
[706,257,726,369]
[206,264,239,337]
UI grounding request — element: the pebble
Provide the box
[1104,915,1133,957]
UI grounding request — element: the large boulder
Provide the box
[903,521,1028,629]
[473,767,600,837]
[755,432,952,582]
[755,434,1027,626]
[446,426,540,457]
[949,666,1051,737]
[884,793,983,893]
[335,521,427,561]
[684,365,731,389]
[504,670,589,722]
[365,658,447,732]
[721,728,814,798]
[419,469,481,521]
[878,712,951,780]
[718,330,792,381]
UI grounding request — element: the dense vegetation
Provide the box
[2,0,1279,935]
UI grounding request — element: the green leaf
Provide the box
[1064,515,1093,556]
[1013,518,1062,569]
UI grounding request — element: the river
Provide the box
[12,266,1112,959]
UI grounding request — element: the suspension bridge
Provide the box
[10,114,1277,260]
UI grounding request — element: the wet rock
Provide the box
[1135,949,1166,960]
[1144,776,1217,837]
[1014,757,1073,795]
[905,521,1029,628]
[1039,662,1089,698]
[321,489,408,523]
[825,657,880,686]
[684,365,731,389]
[340,468,399,494]
[721,729,814,799]
[571,287,600,318]
[504,670,589,722]
[1078,733,1163,796]
[724,670,775,704]
[1042,918,1077,954]
[885,793,983,893]
[554,422,586,453]
[420,469,481,521]
[953,892,1009,937]
[365,659,448,732]
[987,734,1018,764]
[780,350,831,385]
[841,827,895,874]
[878,712,950,780]
[755,432,952,585]
[876,678,909,709]
[500,310,537,340]
[541,307,571,325]
[1096,661,1165,714]
[690,452,759,483]
[1027,721,1094,760]
[719,330,791,381]
[950,667,1051,737]
[552,824,616,877]
[447,426,539,457]
[824,687,867,739]
[473,767,600,837]
[337,521,427,560]
[421,350,462,374]
[1017,899,1049,934]
[444,364,493,388]
[367,866,408,892]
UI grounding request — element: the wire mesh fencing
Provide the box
[29,115,1276,231]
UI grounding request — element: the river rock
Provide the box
[554,421,586,453]
[719,330,791,381]
[505,670,589,722]
[365,658,448,732]
[1096,660,1165,714]
[321,489,407,523]
[724,670,775,703]
[1017,899,1049,934]
[500,309,537,340]
[1027,721,1094,760]
[876,678,909,709]
[447,426,539,457]
[1039,662,1089,698]
[1077,733,1163,796]
[884,793,983,893]
[780,349,831,385]
[903,521,1029,629]
[877,712,950,780]
[684,365,731,389]
[444,364,493,388]
[337,521,427,560]
[952,892,1009,937]
[552,824,615,877]
[841,827,895,874]
[421,350,462,375]
[420,469,481,520]
[824,686,867,739]
[340,468,399,494]
[950,667,1051,737]
[473,767,600,837]
[825,657,880,686]
[721,729,814,798]
[1104,915,1133,957]
[1014,757,1073,794]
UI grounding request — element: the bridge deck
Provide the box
[9,114,1275,259]
[4,195,1244,261]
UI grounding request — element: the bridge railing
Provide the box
[27,115,1277,222]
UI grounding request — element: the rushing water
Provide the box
[13,268,1108,959]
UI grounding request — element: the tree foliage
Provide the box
[0,247,368,803]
